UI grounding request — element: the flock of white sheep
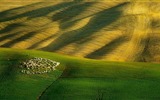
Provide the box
[19,57,60,74]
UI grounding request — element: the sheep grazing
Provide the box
[19,57,60,75]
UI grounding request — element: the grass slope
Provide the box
[40,60,160,100]
[1,48,160,100]
[0,48,64,100]
[1,1,160,62]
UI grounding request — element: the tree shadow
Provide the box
[0,1,84,48]
[1,32,37,47]
[42,2,129,51]
[151,19,160,29]
[86,36,128,59]
[139,36,152,62]
[0,2,42,21]
[0,23,25,34]
[28,2,95,49]
[0,32,21,42]
[52,2,95,23]
[0,1,79,22]
[28,34,57,49]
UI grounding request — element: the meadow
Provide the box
[0,48,160,100]
[1,0,160,100]
[0,1,160,62]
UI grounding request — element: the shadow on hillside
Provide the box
[0,1,79,22]
[28,34,57,49]
[0,2,42,22]
[52,2,95,23]
[42,2,129,52]
[0,23,25,35]
[0,22,39,47]
[1,32,38,47]
[86,36,128,59]
[0,52,29,82]
[0,32,20,42]
[28,2,95,49]
[138,35,151,62]
[151,19,160,29]
[0,1,92,48]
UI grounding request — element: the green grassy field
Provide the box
[1,1,160,62]
[1,1,160,100]
[0,48,160,100]
[0,48,64,100]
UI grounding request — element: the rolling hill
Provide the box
[0,48,160,100]
[1,1,160,100]
[0,1,160,62]
[0,48,63,100]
